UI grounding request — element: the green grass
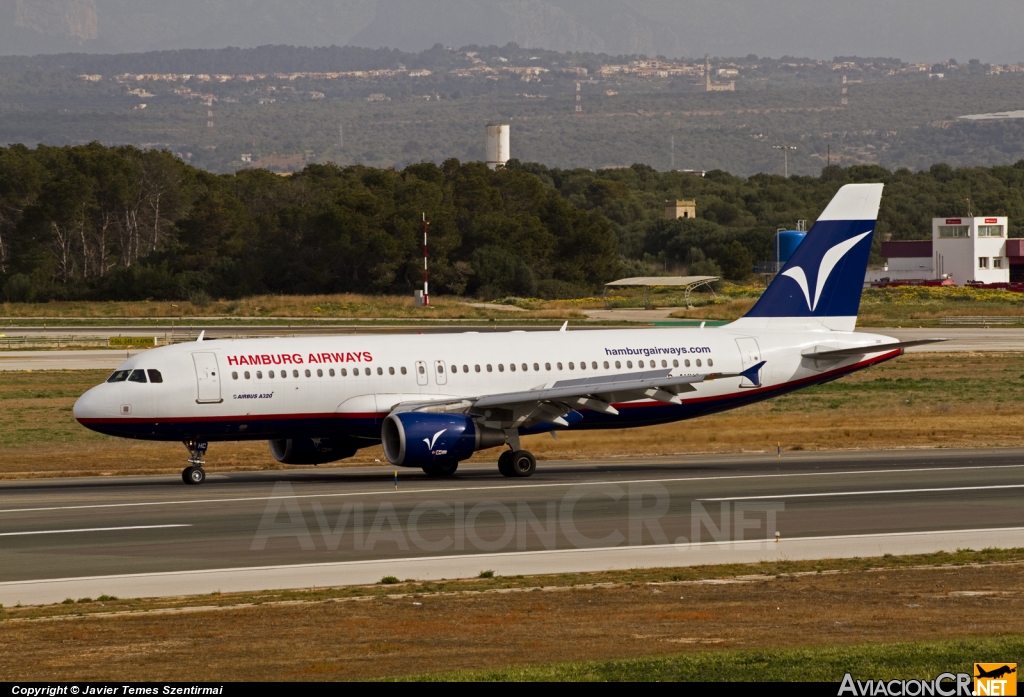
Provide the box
[400,636,1024,682]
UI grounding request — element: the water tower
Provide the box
[486,124,510,170]
[775,220,808,271]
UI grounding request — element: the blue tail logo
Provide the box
[743,184,883,321]
[781,230,872,312]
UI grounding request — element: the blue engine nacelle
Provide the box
[381,412,506,468]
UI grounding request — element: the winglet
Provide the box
[739,360,766,387]
[196,330,205,342]
[559,321,568,332]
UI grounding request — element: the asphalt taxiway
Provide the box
[1,448,1022,605]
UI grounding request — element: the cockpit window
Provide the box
[147,369,163,383]
[128,369,148,383]
[107,370,131,383]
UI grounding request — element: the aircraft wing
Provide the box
[389,361,766,429]
[803,339,947,358]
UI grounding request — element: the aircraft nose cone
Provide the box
[73,386,104,423]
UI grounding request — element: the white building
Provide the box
[932,216,1009,284]
[865,216,1012,285]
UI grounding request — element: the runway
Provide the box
[2,448,1022,605]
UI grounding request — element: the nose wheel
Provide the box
[182,466,206,485]
[182,439,209,485]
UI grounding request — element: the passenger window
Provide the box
[256,371,263,379]
[401,367,407,375]
[418,365,425,375]
[329,369,335,377]
[615,361,621,369]
[463,365,469,373]
[661,360,667,368]
[317,369,323,377]
[673,360,679,368]
[341,368,348,377]
[638,360,645,368]
[292,370,299,378]
[389,367,395,375]
[353,368,360,376]
[232,371,239,380]
[708,359,713,367]
[510,364,516,372]
[147,369,163,383]
[696,359,702,367]
[580,361,586,370]
[437,365,444,373]
[487,365,493,372]
[557,362,563,370]
[377,367,383,376]
[128,369,147,383]
[685,359,690,367]
[533,363,539,371]
[627,361,633,369]
[475,365,481,373]
[280,371,287,378]
[592,362,598,370]
[545,363,551,371]
[451,365,457,374]
[305,369,311,378]
[269,370,275,378]
[568,362,574,370]
[244,371,251,380]
[603,361,609,369]
[499,364,505,372]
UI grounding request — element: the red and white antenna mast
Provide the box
[575,80,582,117]
[422,213,430,307]
[840,67,848,109]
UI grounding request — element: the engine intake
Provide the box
[381,412,505,468]
[268,437,359,465]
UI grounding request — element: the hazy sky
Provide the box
[3,0,1024,63]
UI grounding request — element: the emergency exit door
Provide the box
[192,352,222,403]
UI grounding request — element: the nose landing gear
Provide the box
[182,440,208,485]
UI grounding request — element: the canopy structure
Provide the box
[603,276,719,309]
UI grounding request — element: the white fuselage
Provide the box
[74,325,900,453]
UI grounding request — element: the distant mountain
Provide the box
[1,0,1024,63]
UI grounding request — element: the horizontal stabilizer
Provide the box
[802,339,947,358]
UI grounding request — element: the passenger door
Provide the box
[192,352,223,403]
[735,338,762,388]
[434,360,448,386]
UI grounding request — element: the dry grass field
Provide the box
[1,351,1022,479]
[2,552,1023,681]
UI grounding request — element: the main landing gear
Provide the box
[182,440,208,485]
[498,449,536,478]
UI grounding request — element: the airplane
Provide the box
[976,666,1017,680]
[74,183,944,485]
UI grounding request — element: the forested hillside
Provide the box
[2,143,1024,303]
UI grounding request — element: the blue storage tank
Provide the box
[776,230,807,263]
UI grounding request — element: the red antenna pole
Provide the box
[422,213,429,307]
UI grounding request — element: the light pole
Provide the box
[773,145,797,178]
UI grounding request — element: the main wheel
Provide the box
[498,450,514,477]
[184,466,206,485]
[509,450,536,478]
[422,460,459,478]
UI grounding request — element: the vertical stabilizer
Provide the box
[732,183,883,332]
